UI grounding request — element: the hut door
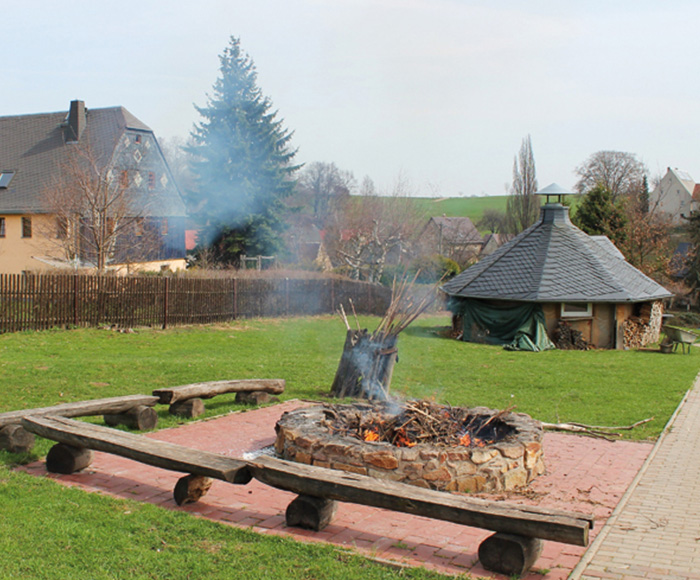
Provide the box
[593,304,614,348]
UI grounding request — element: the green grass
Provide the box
[1,315,699,578]
[411,195,508,223]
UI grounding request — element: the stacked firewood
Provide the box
[553,320,589,350]
[622,301,664,349]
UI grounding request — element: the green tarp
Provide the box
[449,298,555,352]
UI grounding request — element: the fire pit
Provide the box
[275,401,545,493]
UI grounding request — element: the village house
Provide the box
[419,216,483,265]
[442,184,672,350]
[649,167,699,223]
[0,100,187,274]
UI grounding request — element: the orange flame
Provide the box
[395,428,416,447]
[459,432,471,446]
[363,429,380,442]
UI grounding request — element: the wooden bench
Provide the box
[22,415,252,505]
[21,414,592,576]
[0,395,159,454]
[152,379,286,417]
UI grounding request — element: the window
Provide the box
[135,134,142,144]
[120,170,129,188]
[160,219,169,236]
[56,217,68,239]
[0,171,15,188]
[561,303,592,318]
[148,172,156,189]
[0,217,5,237]
[21,216,32,238]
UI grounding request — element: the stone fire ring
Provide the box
[275,403,545,493]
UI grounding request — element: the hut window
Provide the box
[561,303,592,318]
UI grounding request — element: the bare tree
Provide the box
[574,151,647,201]
[326,175,426,283]
[41,144,153,271]
[505,135,539,234]
[296,162,355,227]
[477,208,507,234]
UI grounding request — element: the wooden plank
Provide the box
[153,379,286,404]
[0,395,160,427]
[21,415,252,484]
[249,456,593,547]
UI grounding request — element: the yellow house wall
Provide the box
[542,302,618,349]
[0,214,58,274]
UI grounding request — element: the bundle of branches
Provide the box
[330,275,437,400]
[324,401,515,448]
[542,417,654,441]
[553,320,590,350]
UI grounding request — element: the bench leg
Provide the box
[46,443,93,474]
[169,398,205,418]
[285,495,338,531]
[478,532,543,576]
[0,424,35,454]
[173,474,213,506]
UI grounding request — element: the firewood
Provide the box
[542,417,653,440]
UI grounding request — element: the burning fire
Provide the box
[363,429,380,442]
[459,432,488,447]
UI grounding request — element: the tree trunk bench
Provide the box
[0,395,160,453]
[152,379,285,417]
[21,415,252,505]
[248,456,594,576]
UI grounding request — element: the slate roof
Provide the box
[0,104,186,216]
[442,203,672,303]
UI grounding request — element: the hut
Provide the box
[441,184,672,350]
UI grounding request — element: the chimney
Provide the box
[65,100,86,142]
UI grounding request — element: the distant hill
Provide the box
[410,196,509,223]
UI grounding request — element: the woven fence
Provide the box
[0,274,392,333]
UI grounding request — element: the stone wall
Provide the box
[275,405,545,493]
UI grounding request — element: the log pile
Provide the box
[553,320,589,350]
[622,301,664,349]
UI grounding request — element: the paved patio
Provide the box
[20,400,652,579]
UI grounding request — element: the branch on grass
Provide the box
[542,417,654,441]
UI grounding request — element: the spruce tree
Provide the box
[188,36,299,264]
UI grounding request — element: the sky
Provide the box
[5,0,700,197]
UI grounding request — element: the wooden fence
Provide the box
[0,274,392,333]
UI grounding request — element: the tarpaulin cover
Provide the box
[449,298,555,352]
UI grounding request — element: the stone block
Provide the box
[362,449,399,470]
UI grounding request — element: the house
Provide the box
[442,184,672,350]
[649,167,698,223]
[0,100,187,274]
[420,216,483,264]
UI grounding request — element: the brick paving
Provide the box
[571,374,700,580]
[20,401,652,579]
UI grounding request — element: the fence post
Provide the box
[162,277,169,330]
[73,275,79,327]
[233,278,237,319]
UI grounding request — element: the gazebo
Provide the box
[441,184,672,350]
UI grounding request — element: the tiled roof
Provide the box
[0,104,185,217]
[442,204,671,303]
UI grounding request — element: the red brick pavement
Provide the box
[20,401,652,579]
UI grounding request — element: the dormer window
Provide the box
[0,171,16,188]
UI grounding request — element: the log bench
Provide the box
[20,415,592,576]
[248,456,594,576]
[21,415,252,505]
[0,395,160,454]
[152,379,286,417]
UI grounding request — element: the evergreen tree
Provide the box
[572,185,627,246]
[188,36,300,264]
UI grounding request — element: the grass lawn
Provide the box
[1,314,699,579]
